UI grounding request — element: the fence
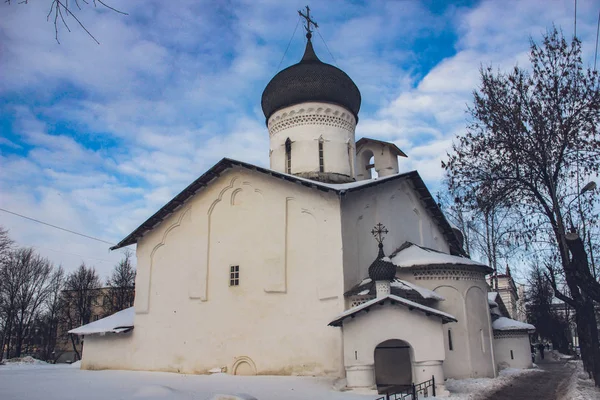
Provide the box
[375,375,436,400]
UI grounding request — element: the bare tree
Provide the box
[0,247,52,359]
[38,266,65,362]
[0,255,19,361]
[105,250,135,315]
[11,248,52,357]
[60,263,101,360]
[437,190,521,285]
[525,262,571,353]
[0,226,13,259]
[0,226,14,361]
[4,0,128,44]
[443,27,600,384]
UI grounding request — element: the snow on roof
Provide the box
[329,294,457,327]
[69,307,135,336]
[389,242,490,270]
[492,317,535,332]
[488,292,499,308]
[112,159,465,255]
[345,277,444,301]
[390,279,445,301]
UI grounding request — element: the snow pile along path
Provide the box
[551,350,575,361]
[1,356,47,367]
[440,368,541,399]
[564,360,600,400]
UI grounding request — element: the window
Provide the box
[448,329,453,351]
[285,138,292,174]
[318,138,324,172]
[510,350,514,360]
[480,329,486,353]
[230,265,240,286]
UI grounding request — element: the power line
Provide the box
[275,16,302,74]
[33,245,116,264]
[315,27,338,66]
[0,207,116,246]
[594,9,600,72]
[574,0,577,38]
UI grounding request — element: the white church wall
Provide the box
[341,306,445,390]
[340,178,449,291]
[91,167,346,376]
[396,268,496,379]
[355,142,399,180]
[81,333,135,370]
[493,332,533,370]
[268,102,356,181]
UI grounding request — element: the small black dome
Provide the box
[368,244,396,282]
[261,39,361,122]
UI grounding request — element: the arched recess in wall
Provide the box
[142,207,192,313]
[374,339,413,391]
[433,285,471,378]
[201,176,265,301]
[232,356,257,376]
[357,148,374,180]
[465,285,494,378]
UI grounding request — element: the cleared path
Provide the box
[479,358,575,400]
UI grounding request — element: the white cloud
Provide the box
[0,0,598,278]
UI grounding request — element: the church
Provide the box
[70,10,534,394]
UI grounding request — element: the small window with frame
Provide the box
[229,265,240,286]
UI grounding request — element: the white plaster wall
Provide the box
[268,102,356,179]
[356,143,399,180]
[396,269,496,379]
[81,333,135,370]
[341,305,446,388]
[493,333,533,370]
[340,178,449,291]
[84,168,346,376]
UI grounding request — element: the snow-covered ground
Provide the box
[437,367,541,399]
[564,360,600,400]
[0,361,540,400]
[0,362,372,400]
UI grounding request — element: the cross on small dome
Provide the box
[368,223,396,282]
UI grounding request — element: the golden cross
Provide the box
[298,5,318,39]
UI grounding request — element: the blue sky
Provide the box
[0,0,598,279]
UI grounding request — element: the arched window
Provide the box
[318,137,324,173]
[285,138,292,174]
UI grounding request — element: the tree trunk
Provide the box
[566,232,600,387]
[69,334,80,361]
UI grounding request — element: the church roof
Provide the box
[488,291,510,317]
[69,307,134,336]
[492,316,535,332]
[356,137,408,158]
[344,277,445,302]
[261,38,361,122]
[487,292,499,308]
[110,158,464,253]
[328,294,457,327]
[388,242,492,273]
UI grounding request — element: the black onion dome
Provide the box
[368,244,396,282]
[261,39,361,122]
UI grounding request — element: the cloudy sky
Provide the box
[0,0,598,279]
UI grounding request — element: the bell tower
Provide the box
[261,7,362,184]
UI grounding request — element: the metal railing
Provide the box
[376,375,436,400]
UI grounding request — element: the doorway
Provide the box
[374,339,413,394]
